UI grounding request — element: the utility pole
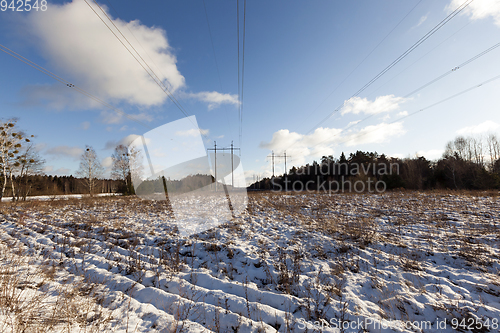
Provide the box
[267,151,275,178]
[207,141,241,190]
[231,141,234,188]
[267,151,292,191]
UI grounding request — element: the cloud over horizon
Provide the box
[340,95,407,115]
[42,166,72,176]
[456,120,500,135]
[260,122,406,165]
[45,145,83,159]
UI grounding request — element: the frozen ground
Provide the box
[0,193,120,202]
[0,191,499,332]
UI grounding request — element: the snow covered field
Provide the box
[0,193,120,202]
[0,191,499,332]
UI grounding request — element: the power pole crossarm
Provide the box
[207,141,241,189]
[266,150,292,191]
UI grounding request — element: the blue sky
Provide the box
[1,0,500,183]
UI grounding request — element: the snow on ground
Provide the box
[0,193,120,202]
[0,191,499,332]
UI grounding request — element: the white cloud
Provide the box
[26,0,185,108]
[99,110,153,125]
[260,128,338,165]
[43,166,71,176]
[104,134,145,150]
[341,95,407,115]
[414,14,428,28]
[260,122,405,165]
[100,110,123,125]
[20,83,101,110]
[81,121,90,130]
[416,149,444,160]
[447,0,500,27]
[397,111,408,117]
[35,143,47,152]
[244,169,272,186]
[185,91,239,110]
[456,120,500,135]
[346,120,361,127]
[102,156,113,168]
[175,128,209,137]
[342,122,406,146]
[389,153,405,159]
[45,145,83,158]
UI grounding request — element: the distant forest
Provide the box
[6,175,122,199]
[5,173,217,200]
[250,135,500,192]
[4,129,500,199]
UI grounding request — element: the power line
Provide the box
[104,0,179,93]
[83,0,201,131]
[403,41,500,98]
[236,0,247,149]
[306,73,500,157]
[202,0,223,94]
[237,0,240,146]
[366,21,472,99]
[207,141,236,217]
[207,141,241,189]
[308,39,500,148]
[202,0,234,140]
[240,0,247,150]
[266,151,292,191]
[353,0,473,97]
[302,0,474,137]
[306,0,424,120]
[0,44,152,129]
[101,0,215,142]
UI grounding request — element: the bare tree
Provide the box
[0,119,34,200]
[14,143,45,200]
[453,136,472,162]
[444,136,482,164]
[471,136,484,167]
[110,144,144,194]
[111,144,131,193]
[487,133,500,171]
[77,145,104,196]
[128,145,144,192]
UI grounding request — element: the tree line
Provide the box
[0,119,142,200]
[4,118,500,198]
[249,134,500,191]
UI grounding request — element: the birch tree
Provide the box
[77,145,104,196]
[487,134,500,171]
[15,143,45,200]
[0,119,34,200]
[111,144,131,194]
[111,144,143,194]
